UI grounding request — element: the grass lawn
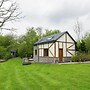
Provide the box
[0,58,90,90]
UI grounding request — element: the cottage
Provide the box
[33,31,76,63]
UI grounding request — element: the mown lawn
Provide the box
[0,58,90,90]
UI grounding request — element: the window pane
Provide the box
[35,50,37,55]
[44,49,48,56]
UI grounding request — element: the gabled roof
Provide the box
[34,31,76,45]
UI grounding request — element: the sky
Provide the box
[3,0,90,40]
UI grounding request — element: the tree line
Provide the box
[0,27,90,61]
[0,27,60,60]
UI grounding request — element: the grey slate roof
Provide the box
[34,31,75,45]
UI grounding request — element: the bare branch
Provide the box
[0,0,22,31]
[73,18,82,40]
[0,27,16,31]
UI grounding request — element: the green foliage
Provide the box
[43,29,60,37]
[0,34,17,60]
[0,35,15,47]
[77,40,86,53]
[18,43,28,58]
[76,32,90,61]
[84,33,90,53]
[4,52,11,60]
[72,53,90,62]
[78,53,90,62]
[71,55,79,62]
[80,40,86,52]
[0,46,7,59]
[17,27,39,58]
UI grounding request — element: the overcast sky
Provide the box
[3,0,90,39]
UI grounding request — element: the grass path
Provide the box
[0,58,90,90]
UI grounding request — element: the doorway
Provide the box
[58,49,63,63]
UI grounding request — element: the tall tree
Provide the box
[73,18,82,40]
[0,0,21,31]
[78,40,86,52]
[84,33,90,53]
[25,27,38,56]
[17,27,38,57]
[36,27,42,39]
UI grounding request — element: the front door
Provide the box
[58,49,63,63]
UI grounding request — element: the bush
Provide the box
[4,52,11,60]
[79,53,90,62]
[0,46,7,59]
[71,55,79,62]
[71,53,90,62]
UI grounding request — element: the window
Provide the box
[35,50,37,55]
[44,49,48,56]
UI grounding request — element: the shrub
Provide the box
[4,52,11,60]
[0,46,7,59]
[71,55,79,62]
[72,53,90,62]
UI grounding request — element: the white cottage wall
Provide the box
[43,43,48,48]
[49,43,54,57]
[56,42,58,57]
[57,34,65,42]
[63,43,67,57]
[67,33,74,42]
[33,46,38,56]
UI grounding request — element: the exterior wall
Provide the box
[57,34,65,42]
[67,43,75,57]
[56,42,58,57]
[49,43,54,57]
[33,46,38,57]
[67,34,74,42]
[62,57,72,62]
[33,46,39,62]
[63,43,66,57]
[56,33,76,58]
[37,43,55,57]
[39,49,42,56]
[37,57,59,63]
[33,56,38,62]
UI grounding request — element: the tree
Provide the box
[43,29,60,37]
[73,18,82,40]
[84,33,90,53]
[0,34,16,60]
[79,40,86,52]
[0,0,21,31]
[25,27,38,56]
[36,27,42,39]
[17,27,39,57]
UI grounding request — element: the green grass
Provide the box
[0,58,90,90]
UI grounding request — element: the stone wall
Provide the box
[62,57,71,62]
[34,56,59,63]
[33,56,38,62]
[33,56,72,63]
